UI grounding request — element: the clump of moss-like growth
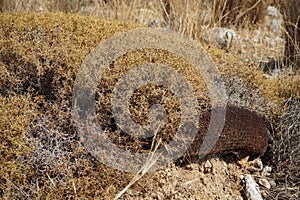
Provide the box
[0,12,140,101]
[0,12,208,198]
[0,95,36,198]
[0,12,141,199]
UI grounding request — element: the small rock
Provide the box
[238,156,249,166]
[235,196,243,200]
[267,6,280,18]
[240,175,245,180]
[247,159,263,172]
[259,178,271,189]
[204,160,212,173]
[243,58,250,63]
[269,19,281,33]
[245,174,263,200]
[148,19,161,27]
[261,189,269,197]
[214,27,236,49]
[262,166,272,176]
[269,180,276,188]
[202,27,237,50]
[185,163,198,171]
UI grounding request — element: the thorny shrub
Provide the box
[0,12,299,199]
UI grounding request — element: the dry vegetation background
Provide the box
[0,0,299,199]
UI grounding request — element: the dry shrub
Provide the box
[0,95,36,198]
[262,73,300,105]
[211,0,268,27]
[205,43,299,114]
[0,12,247,198]
[95,48,208,154]
[0,12,208,198]
[0,12,139,101]
[270,2,300,197]
[267,97,300,200]
[0,12,139,199]
[1,10,299,199]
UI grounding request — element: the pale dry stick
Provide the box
[182,178,198,186]
[46,173,56,187]
[14,0,20,11]
[36,179,39,193]
[114,141,161,199]
[179,15,183,34]
[114,127,162,199]
[159,0,171,25]
[187,13,196,39]
[124,0,135,22]
[72,179,77,199]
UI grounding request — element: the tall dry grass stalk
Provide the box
[0,0,280,40]
[0,0,212,39]
[82,0,212,40]
[162,0,212,39]
[211,0,267,27]
[281,0,300,69]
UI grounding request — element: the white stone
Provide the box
[247,159,263,172]
[267,6,280,18]
[202,27,237,50]
[269,19,281,33]
[262,166,272,176]
[214,27,237,49]
[259,178,271,189]
[245,174,263,200]
[269,180,276,187]
[204,160,212,173]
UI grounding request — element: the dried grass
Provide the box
[211,0,267,27]
[280,0,300,69]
